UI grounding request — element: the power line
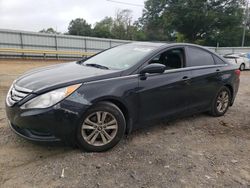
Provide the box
[106,0,144,7]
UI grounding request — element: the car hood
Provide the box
[15,62,120,93]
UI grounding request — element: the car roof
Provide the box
[127,42,167,48]
[125,42,221,57]
[128,42,213,49]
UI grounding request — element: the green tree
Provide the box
[67,10,146,41]
[93,17,114,38]
[68,18,92,36]
[139,0,173,41]
[112,9,133,40]
[244,30,250,46]
[39,28,60,34]
[140,0,245,46]
[92,10,146,40]
[130,27,147,41]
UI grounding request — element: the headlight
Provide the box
[21,84,81,109]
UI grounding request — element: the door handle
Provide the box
[182,76,189,80]
[216,69,220,72]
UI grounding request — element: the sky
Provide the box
[0,0,145,33]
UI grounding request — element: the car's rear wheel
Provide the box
[240,63,245,71]
[210,87,231,117]
[76,102,126,152]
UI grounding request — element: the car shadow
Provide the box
[126,112,208,138]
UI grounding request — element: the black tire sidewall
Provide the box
[211,87,231,117]
[76,102,126,152]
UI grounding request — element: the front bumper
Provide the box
[8,121,60,142]
[5,96,91,143]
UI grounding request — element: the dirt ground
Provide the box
[0,59,249,188]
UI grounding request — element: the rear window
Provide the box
[187,47,215,67]
[213,55,226,65]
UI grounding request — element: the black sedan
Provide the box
[5,42,240,152]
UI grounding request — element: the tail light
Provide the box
[235,69,241,76]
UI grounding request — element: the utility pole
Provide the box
[242,1,249,47]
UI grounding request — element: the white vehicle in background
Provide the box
[223,54,250,71]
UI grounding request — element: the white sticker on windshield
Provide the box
[133,48,153,52]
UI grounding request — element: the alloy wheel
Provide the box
[81,111,118,146]
[216,91,229,113]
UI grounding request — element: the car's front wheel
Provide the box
[240,63,245,71]
[76,102,126,152]
[210,87,231,117]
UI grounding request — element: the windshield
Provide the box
[80,44,157,70]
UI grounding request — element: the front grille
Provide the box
[6,83,32,106]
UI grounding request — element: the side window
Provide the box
[213,55,226,65]
[149,48,185,70]
[187,47,215,67]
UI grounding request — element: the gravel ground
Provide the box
[0,60,249,188]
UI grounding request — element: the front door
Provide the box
[137,47,193,124]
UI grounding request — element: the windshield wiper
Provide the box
[84,63,110,70]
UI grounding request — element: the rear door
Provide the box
[186,46,224,111]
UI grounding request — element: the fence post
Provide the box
[84,38,87,52]
[83,38,87,58]
[216,42,219,53]
[19,32,24,58]
[109,40,112,48]
[55,35,59,59]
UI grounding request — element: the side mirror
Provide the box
[140,63,166,74]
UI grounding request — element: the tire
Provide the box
[76,101,126,152]
[240,64,245,71]
[209,86,231,117]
